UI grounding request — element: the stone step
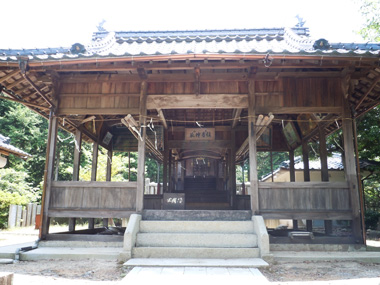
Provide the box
[140,220,255,234]
[136,233,258,248]
[132,247,260,259]
[142,210,252,221]
[38,240,123,248]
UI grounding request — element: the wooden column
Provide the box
[136,81,148,212]
[91,142,99,182]
[319,126,332,234]
[302,140,310,182]
[248,80,259,214]
[70,129,82,232]
[302,140,312,232]
[289,149,298,230]
[231,129,236,207]
[72,130,82,181]
[163,129,169,193]
[89,142,99,229]
[40,110,58,238]
[168,150,172,192]
[342,99,364,244]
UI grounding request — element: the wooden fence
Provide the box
[8,203,41,228]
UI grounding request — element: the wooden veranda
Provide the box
[1,28,380,244]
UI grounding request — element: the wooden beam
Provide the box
[147,94,248,109]
[0,70,20,84]
[256,106,342,114]
[355,75,380,110]
[248,80,259,214]
[157,109,168,129]
[57,107,140,116]
[136,81,148,212]
[167,140,231,150]
[231,108,243,128]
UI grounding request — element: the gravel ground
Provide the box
[2,227,380,284]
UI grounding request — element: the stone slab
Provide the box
[0,259,13,264]
[120,266,269,284]
[142,210,252,221]
[19,247,122,261]
[124,258,268,267]
[273,251,380,263]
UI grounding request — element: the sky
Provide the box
[0,0,366,49]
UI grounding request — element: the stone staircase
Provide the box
[129,210,263,259]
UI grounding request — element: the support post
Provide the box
[302,140,310,182]
[248,80,259,214]
[231,129,236,207]
[302,139,312,231]
[40,110,58,238]
[136,81,148,212]
[106,148,112,182]
[289,149,298,229]
[342,99,364,244]
[89,141,99,229]
[163,129,169,193]
[70,129,82,232]
[319,126,332,234]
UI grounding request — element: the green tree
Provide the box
[358,0,380,41]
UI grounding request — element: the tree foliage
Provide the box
[358,0,380,41]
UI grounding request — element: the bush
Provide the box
[0,191,29,229]
[365,210,380,230]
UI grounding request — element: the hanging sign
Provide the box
[185,128,215,141]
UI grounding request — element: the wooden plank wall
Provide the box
[58,82,141,115]
[49,181,137,217]
[258,182,352,220]
[58,78,342,115]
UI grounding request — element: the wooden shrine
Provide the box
[1,27,380,244]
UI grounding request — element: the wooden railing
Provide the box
[258,182,352,220]
[49,181,137,218]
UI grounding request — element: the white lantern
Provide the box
[0,156,7,168]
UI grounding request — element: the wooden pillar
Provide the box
[231,129,236,207]
[69,129,82,232]
[319,126,332,234]
[91,142,99,182]
[289,149,296,182]
[128,152,131,181]
[342,99,364,244]
[270,151,274,182]
[302,140,310,182]
[289,149,298,230]
[72,130,82,181]
[88,142,99,230]
[103,147,112,228]
[136,81,148,212]
[302,140,312,231]
[106,148,112,182]
[168,150,172,192]
[163,129,169,193]
[40,110,58,239]
[248,80,259,214]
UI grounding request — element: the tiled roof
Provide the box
[1,27,379,62]
[0,134,31,159]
